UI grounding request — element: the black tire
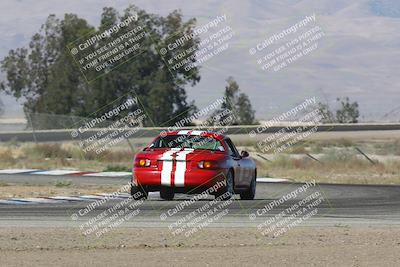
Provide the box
[131,184,148,200]
[160,187,175,200]
[215,170,234,200]
[240,171,256,200]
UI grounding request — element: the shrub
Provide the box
[54,180,72,187]
[103,165,131,172]
[0,148,15,164]
[23,144,71,158]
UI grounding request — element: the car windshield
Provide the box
[150,135,225,151]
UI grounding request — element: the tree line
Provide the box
[0,5,257,126]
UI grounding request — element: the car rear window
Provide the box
[150,135,225,151]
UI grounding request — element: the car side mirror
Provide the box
[240,150,249,158]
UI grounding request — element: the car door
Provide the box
[224,138,245,187]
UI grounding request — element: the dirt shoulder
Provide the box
[0,226,399,266]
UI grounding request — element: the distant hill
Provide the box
[0,0,399,121]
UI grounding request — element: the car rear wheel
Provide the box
[131,184,148,200]
[215,170,234,200]
[160,187,175,200]
[240,171,256,200]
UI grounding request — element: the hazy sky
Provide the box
[1,0,400,121]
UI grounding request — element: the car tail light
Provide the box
[135,158,151,167]
[198,160,218,169]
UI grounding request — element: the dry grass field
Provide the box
[1,136,400,185]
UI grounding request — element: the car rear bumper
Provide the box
[133,168,227,189]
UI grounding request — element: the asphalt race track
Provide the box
[1,174,399,228]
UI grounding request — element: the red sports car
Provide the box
[131,130,257,200]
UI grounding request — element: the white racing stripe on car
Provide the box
[177,130,204,136]
[190,130,204,135]
[160,148,180,186]
[174,149,194,187]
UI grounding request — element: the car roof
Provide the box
[161,130,226,141]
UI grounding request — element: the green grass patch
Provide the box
[54,180,72,187]
[0,182,9,187]
[103,165,131,172]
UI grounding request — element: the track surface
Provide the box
[1,174,399,227]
